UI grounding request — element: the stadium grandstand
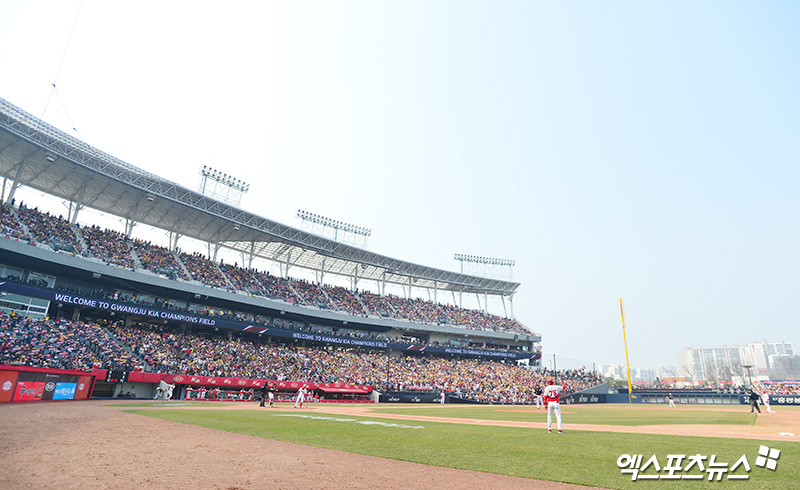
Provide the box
[0,96,589,404]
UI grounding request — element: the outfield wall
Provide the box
[380,391,455,403]
[0,364,95,402]
[563,392,744,405]
[564,390,800,406]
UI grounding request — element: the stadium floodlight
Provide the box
[200,165,250,193]
[296,210,372,237]
[454,253,515,267]
[199,165,250,206]
[297,209,372,248]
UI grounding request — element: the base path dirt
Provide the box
[0,400,606,490]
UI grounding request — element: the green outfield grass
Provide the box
[369,404,758,426]
[128,404,798,489]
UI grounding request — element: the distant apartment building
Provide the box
[599,364,679,384]
[632,367,656,383]
[598,364,626,380]
[679,341,795,382]
[740,340,795,376]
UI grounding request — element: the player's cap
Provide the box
[547,379,554,385]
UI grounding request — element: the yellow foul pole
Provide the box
[619,298,633,403]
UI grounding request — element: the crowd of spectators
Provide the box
[80,225,136,269]
[14,203,83,254]
[108,323,185,372]
[0,204,30,242]
[382,360,604,404]
[251,270,298,303]
[10,284,528,355]
[10,315,799,403]
[179,252,230,289]
[398,297,439,323]
[131,239,190,281]
[218,262,264,295]
[357,290,397,318]
[291,279,332,309]
[753,380,800,396]
[1,316,598,404]
[623,379,800,396]
[0,314,135,371]
[107,322,600,403]
[1,202,532,336]
[321,284,368,316]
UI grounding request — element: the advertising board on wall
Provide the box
[0,365,94,403]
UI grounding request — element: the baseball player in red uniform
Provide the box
[543,378,567,433]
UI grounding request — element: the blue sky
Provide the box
[0,1,798,370]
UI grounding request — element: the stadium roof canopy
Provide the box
[0,97,520,297]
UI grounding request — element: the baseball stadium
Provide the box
[0,97,798,489]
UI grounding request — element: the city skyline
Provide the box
[597,339,797,385]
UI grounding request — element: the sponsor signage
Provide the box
[380,392,440,403]
[564,393,605,404]
[166,374,372,393]
[14,381,46,401]
[0,370,19,402]
[53,382,77,400]
[0,366,94,402]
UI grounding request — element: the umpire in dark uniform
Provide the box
[259,381,268,407]
[748,389,761,413]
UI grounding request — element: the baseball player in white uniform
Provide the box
[761,391,774,413]
[543,379,567,433]
[667,393,676,408]
[294,386,307,408]
[440,391,446,404]
[155,379,172,400]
